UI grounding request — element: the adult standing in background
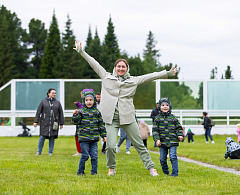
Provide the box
[116,128,131,154]
[34,88,64,155]
[150,103,159,123]
[138,119,150,148]
[74,41,177,176]
[202,112,215,144]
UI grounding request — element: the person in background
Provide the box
[72,89,106,175]
[152,97,183,176]
[34,88,64,155]
[186,129,194,143]
[138,119,150,148]
[150,103,159,123]
[236,124,240,144]
[116,128,131,154]
[224,137,240,159]
[96,92,106,154]
[202,112,215,144]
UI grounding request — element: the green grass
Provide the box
[148,134,240,171]
[0,135,240,194]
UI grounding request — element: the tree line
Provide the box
[0,5,179,87]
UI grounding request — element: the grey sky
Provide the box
[1,0,240,80]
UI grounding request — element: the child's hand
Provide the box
[156,140,161,146]
[102,137,107,142]
[178,136,183,141]
[73,109,78,115]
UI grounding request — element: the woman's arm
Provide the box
[134,67,177,85]
[73,41,107,79]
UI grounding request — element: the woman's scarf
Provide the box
[112,66,130,82]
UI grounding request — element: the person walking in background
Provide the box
[34,88,64,155]
[138,119,150,148]
[72,89,106,175]
[236,124,240,144]
[202,112,215,144]
[74,40,177,176]
[186,129,194,143]
[116,128,131,154]
[152,97,183,177]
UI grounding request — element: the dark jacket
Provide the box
[203,117,211,129]
[150,108,159,123]
[34,97,64,139]
[225,137,240,159]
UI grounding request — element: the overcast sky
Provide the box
[1,0,240,80]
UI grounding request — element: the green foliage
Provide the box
[225,65,233,79]
[143,31,160,60]
[210,67,217,79]
[101,16,120,72]
[39,11,62,78]
[84,25,92,53]
[160,81,203,109]
[27,18,47,78]
[1,136,240,194]
[61,14,83,79]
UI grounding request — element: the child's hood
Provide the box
[225,137,234,146]
[158,97,172,116]
[82,89,96,108]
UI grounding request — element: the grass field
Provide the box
[1,135,240,194]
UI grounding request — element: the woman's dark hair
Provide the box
[114,59,128,67]
[203,112,208,117]
[47,88,56,96]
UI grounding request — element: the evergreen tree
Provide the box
[225,65,233,79]
[39,10,62,78]
[0,5,29,80]
[27,18,47,78]
[210,67,217,79]
[84,25,92,53]
[128,54,144,76]
[101,16,120,72]
[88,27,101,62]
[143,31,161,60]
[61,14,82,79]
[0,15,18,86]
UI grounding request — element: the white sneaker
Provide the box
[36,152,41,155]
[150,169,159,176]
[116,145,120,153]
[126,151,131,154]
[212,141,215,144]
[192,142,194,144]
[72,152,81,156]
[206,141,209,143]
[108,169,116,176]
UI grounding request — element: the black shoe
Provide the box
[77,173,85,176]
[170,174,178,177]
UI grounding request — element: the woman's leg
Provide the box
[122,121,155,169]
[105,121,120,169]
[37,135,46,154]
[117,128,126,147]
[49,136,55,154]
[207,128,213,141]
[126,136,131,152]
[204,129,208,142]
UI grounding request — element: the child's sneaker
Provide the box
[206,141,209,143]
[149,168,159,176]
[212,141,215,144]
[126,151,131,154]
[108,169,116,176]
[116,145,120,153]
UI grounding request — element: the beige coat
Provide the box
[139,123,150,139]
[81,52,168,125]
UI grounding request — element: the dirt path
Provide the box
[149,150,240,175]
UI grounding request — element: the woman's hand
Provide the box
[156,140,161,146]
[73,109,78,115]
[73,40,82,52]
[170,66,177,76]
